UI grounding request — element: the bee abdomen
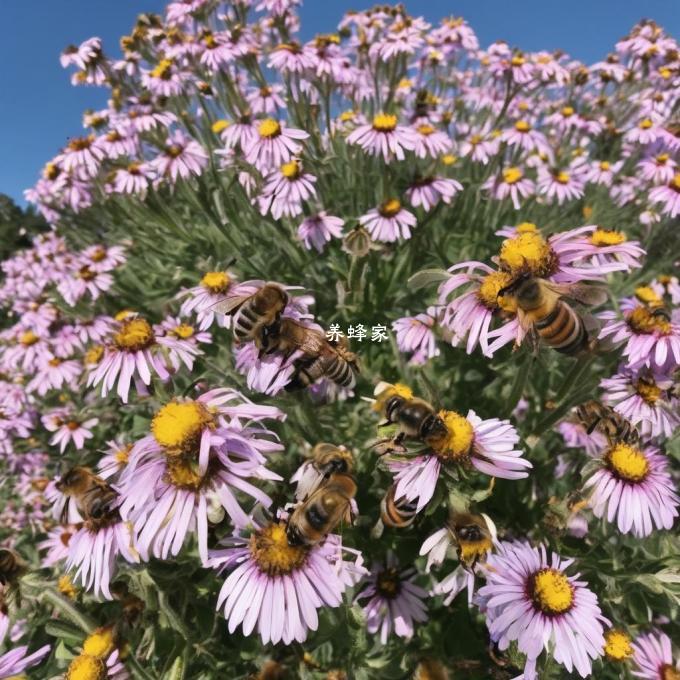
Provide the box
[536,302,587,355]
[326,356,355,387]
[305,504,328,531]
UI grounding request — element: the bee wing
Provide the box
[295,326,328,356]
[209,294,252,317]
[542,281,608,307]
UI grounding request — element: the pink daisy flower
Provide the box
[41,410,98,453]
[346,113,417,162]
[476,541,608,680]
[483,166,535,209]
[26,354,82,396]
[56,265,114,306]
[536,167,585,204]
[111,162,155,196]
[118,390,284,564]
[583,443,678,537]
[631,630,680,679]
[38,524,79,567]
[243,119,309,171]
[392,308,439,364]
[151,130,208,183]
[406,176,462,211]
[649,173,680,217]
[355,552,428,644]
[297,212,344,253]
[0,644,51,677]
[500,119,549,153]
[178,270,238,331]
[410,122,452,158]
[359,199,417,242]
[209,519,365,645]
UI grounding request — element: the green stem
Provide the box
[505,352,532,417]
[127,654,157,680]
[39,588,96,633]
[553,354,596,403]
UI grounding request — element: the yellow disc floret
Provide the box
[65,654,107,680]
[604,629,633,661]
[531,568,574,615]
[19,331,39,346]
[477,271,517,312]
[372,113,398,132]
[430,410,474,461]
[627,306,671,335]
[82,627,116,659]
[379,198,401,217]
[249,522,308,575]
[499,231,556,277]
[502,167,523,184]
[171,324,195,339]
[590,228,626,246]
[281,160,301,179]
[514,120,531,132]
[113,318,155,352]
[201,271,230,294]
[151,401,214,455]
[258,118,281,138]
[606,443,649,483]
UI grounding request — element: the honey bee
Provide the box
[310,443,354,477]
[576,400,639,446]
[216,282,289,349]
[0,548,26,586]
[378,391,448,450]
[110,581,145,627]
[286,472,357,547]
[449,512,496,570]
[497,275,607,355]
[380,484,419,529]
[56,466,119,525]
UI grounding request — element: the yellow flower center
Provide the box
[516,222,537,233]
[635,286,662,306]
[78,265,96,281]
[339,110,356,122]
[152,401,214,456]
[469,134,483,145]
[589,228,626,246]
[554,170,570,184]
[430,410,474,461]
[65,654,107,680]
[514,120,531,132]
[201,271,230,294]
[372,113,398,133]
[627,306,671,335]
[671,173,680,191]
[417,124,435,136]
[599,161,611,171]
[83,627,116,659]
[656,153,669,164]
[115,309,135,321]
[258,118,281,138]
[502,167,523,184]
[172,324,195,339]
[44,162,60,180]
[379,198,401,217]
[499,232,556,276]
[375,567,402,599]
[249,522,308,575]
[477,271,517,312]
[115,444,132,465]
[113,318,155,352]
[165,457,206,490]
[90,247,107,263]
[441,153,457,165]
[48,357,62,367]
[561,106,574,117]
[606,443,649,483]
[150,58,173,80]
[281,160,301,179]
[511,55,525,66]
[58,574,77,599]
[85,345,104,366]
[19,331,39,346]
[604,630,633,661]
[635,377,662,404]
[211,119,229,134]
[531,568,574,615]
[68,136,94,151]
[639,118,653,129]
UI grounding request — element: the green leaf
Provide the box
[407,268,450,291]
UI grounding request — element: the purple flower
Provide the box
[359,199,417,242]
[0,644,51,677]
[355,552,428,644]
[406,176,461,211]
[392,309,439,364]
[243,119,309,171]
[346,113,417,162]
[631,630,680,679]
[476,541,608,679]
[297,212,344,253]
[151,130,208,183]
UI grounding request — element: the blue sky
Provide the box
[1,1,678,206]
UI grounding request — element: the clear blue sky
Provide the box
[1,1,679,206]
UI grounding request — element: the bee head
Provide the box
[498,274,541,308]
[56,466,90,494]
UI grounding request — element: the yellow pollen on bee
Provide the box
[65,654,107,680]
[603,629,634,661]
[459,536,493,564]
[211,119,229,134]
[516,222,537,233]
[115,309,135,321]
[113,318,155,352]
[379,198,401,217]
[373,382,414,412]
[627,306,671,335]
[417,124,435,136]
[150,58,173,80]
[152,400,214,455]
[606,443,649,483]
[85,345,104,365]
[499,232,555,276]
[514,120,531,132]
[635,378,662,404]
[561,106,575,117]
[430,410,474,461]
[44,162,60,180]
[82,627,116,660]
[201,271,230,294]
[249,522,308,576]
[58,574,77,599]
[165,457,205,489]
[639,118,653,129]
[258,118,281,138]
[19,331,39,346]
[372,113,398,132]
[281,160,301,179]
[589,228,626,246]
[531,568,574,615]
[502,167,523,184]
[477,271,517,312]
[172,324,195,339]
[554,170,570,184]
[634,286,662,306]
[441,153,457,165]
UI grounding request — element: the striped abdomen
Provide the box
[323,353,356,388]
[534,300,587,355]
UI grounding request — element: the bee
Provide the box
[56,466,119,524]
[449,512,496,570]
[497,275,607,355]
[310,443,354,478]
[216,282,289,349]
[110,581,145,627]
[576,400,639,446]
[380,484,418,529]
[0,548,26,586]
[378,392,448,449]
[286,472,357,547]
